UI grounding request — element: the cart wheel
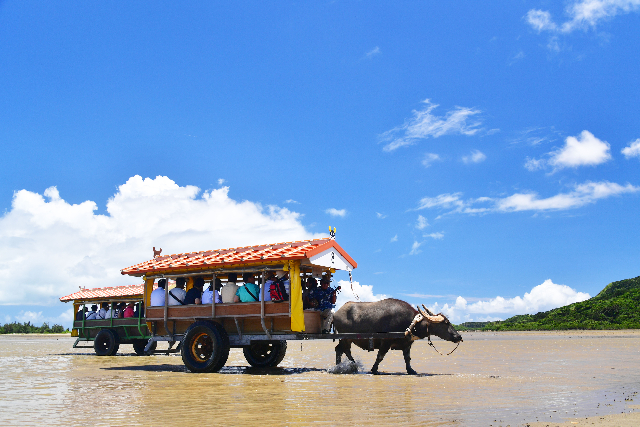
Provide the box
[94,329,120,356]
[181,321,230,373]
[133,339,157,356]
[243,341,287,367]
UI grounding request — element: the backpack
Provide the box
[269,278,289,301]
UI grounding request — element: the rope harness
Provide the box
[404,313,461,356]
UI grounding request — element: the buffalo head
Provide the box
[413,305,463,343]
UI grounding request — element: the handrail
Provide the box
[211,274,216,319]
[260,269,271,339]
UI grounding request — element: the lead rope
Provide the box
[349,271,360,301]
[409,317,460,356]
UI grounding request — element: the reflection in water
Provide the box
[0,332,639,426]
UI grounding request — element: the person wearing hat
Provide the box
[220,273,239,303]
[150,279,166,306]
[315,275,337,333]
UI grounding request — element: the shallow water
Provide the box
[0,331,639,426]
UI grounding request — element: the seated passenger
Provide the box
[104,303,118,319]
[133,302,144,318]
[220,273,239,303]
[96,302,108,319]
[85,304,98,320]
[76,307,88,321]
[123,302,135,318]
[303,277,319,309]
[168,277,187,305]
[202,278,222,304]
[150,279,166,306]
[315,275,337,333]
[234,273,260,302]
[184,277,204,305]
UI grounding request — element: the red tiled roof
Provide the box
[121,238,357,276]
[60,283,151,302]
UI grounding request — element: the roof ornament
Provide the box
[329,226,336,240]
[153,247,162,258]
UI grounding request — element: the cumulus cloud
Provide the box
[13,308,73,325]
[380,99,482,152]
[527,130,611,171]
[425,279,591,323]
[421,153,442,168]
[462,149,487,164]
[415,215,429,230]
[527,0,640,34]
[622,138,640,159]
[217,178,226,186]
[0,175,319,306]
[325,208,347,217]
[415,181,639,214]
[334,280,388,310]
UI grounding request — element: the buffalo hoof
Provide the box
[371,368,379,375]
[406,368,417,375]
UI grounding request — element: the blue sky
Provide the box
[1,1,639,326]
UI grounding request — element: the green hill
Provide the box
[455,276,640,331]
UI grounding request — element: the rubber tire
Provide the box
[181,321,230,373]
[133,339,157,356]
[94,329,120,356]
[243,341,287,368]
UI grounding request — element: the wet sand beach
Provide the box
[0,330,638,426]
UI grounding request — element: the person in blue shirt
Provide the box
[235,272,261,302]
[314,275,337,333]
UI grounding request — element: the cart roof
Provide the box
[120,238,357,277]
[60,283,149,303]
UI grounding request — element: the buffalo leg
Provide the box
[335,340,355,364]
[371,342,391,374]
[402,345,417,375]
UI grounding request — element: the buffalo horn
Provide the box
[425,314,445,323]
[422,304,435,316]
[417,306,428,318]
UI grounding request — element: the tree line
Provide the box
[0,321,69,334]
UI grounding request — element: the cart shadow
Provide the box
[101,365,325,375]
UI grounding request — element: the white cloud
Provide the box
[334,280,388,310]
[217,178,226,186]
[409,241,423,255]
[462,149,487,164]
[285,199,300,204]
[549,130,611,168]
[376,212,387,219]
[622,138,640,159]
[325,208,347,217]
[365,46,381,58]
[0,175,320,306]
[524,131,611,171]
[527,0,640,34]
[13,308,73,326]
[380,99,482,152]
[415,215,429,230]
[416,181,639,214]
[424,232,444,240]
[426,279,590,323]
[421,152,442,167]
[390,234,398,242]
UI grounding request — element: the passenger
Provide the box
[85,304,98,320]
[220,273,239,303]
[314,275,337,333]
[268,271,289,301]
[150,279,166,306]
[184,277,205,305]
[96,302,108,319]
[118,302,127,318]
[104,303,118,319]
[261,272,275,302]
[202,278,222,304]
[303,277,319,309]
[123,302,135,318]
[234,273,260,302]
[168,277,187,305]
[133,302,144,318]
[76,307,88,321]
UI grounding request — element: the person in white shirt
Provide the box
[168,277,187,305]
[96,303,108,319]
[202,278,222,304]
[85,304,98,320]
[220,273,239,303]
[150,279,166,306]
[104,303,117,319]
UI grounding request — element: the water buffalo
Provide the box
[333,298,462,375]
